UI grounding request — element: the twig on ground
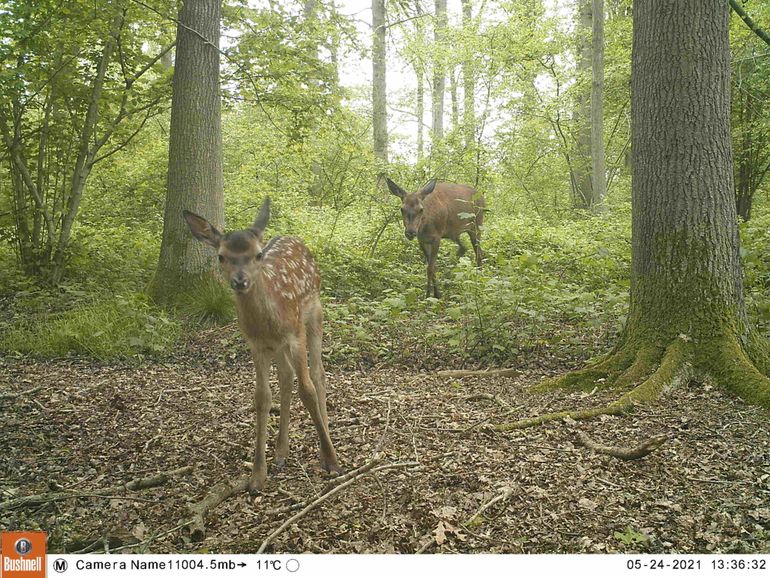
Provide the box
[0,385,44,400]
[257,460,419,554]
[0,466,193,511]
[576,431,668,460]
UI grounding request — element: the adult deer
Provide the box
[183,198,341,493]
[387,178,485,298]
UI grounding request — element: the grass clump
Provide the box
[0,294,179,361]
[174,277,235,326]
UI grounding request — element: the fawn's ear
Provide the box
[250,197,270,239]
[419,178,437,198]
[183,210,222,248]
[386,178,407,199]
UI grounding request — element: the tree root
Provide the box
[576,431,668,460]
[532,346,638,392]
[704,334,770,408]
[494,339,692,431]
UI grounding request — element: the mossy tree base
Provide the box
[494,332,770,431]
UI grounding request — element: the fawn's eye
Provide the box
[255,252,263,261]
[217,255,225,263]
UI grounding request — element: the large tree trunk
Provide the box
[431,0,447,143]
[572,0,593,209]
[538,0,770,411]
[590,0,606,212]
[372,0,388,165]
[150,0,224,304]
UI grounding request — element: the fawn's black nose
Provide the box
[230,277,250,292]
[405,230,416,240]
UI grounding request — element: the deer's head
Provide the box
[183,198,271,294]
[387,178,436,240]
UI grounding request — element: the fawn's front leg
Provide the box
[249,349,272,494]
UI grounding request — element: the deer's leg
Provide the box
[428,239,441,298]
[468,229,483,268]
[455,238,467,258]
[274,348,294,469]
[289,329,342,475]
[306,299,329,426]
[418,239,430,264]
[248,349,272,494]
[420,239,436,298]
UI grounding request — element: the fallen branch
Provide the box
[187,476,250,542]
[257,460,419,554]
[438,368,520,378]
[576,431,668,461]
[493,403,629,431]
[0,466,193,511]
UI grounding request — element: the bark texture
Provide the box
[432,0,447,142]
[572,0,593,209]
[512,0,770,424]
[590,0,606,212]
[461,0,476,151]
[150,0,224,304]
[372,0,388,164]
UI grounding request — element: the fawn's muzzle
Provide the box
[405,230,417,240]
[230,277,250,292]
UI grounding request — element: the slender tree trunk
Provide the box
[416,63,425,162]
[372,0,388,165]
[304,0,323,200]
[150,0,224,304]
[432,0,447,143]
[461,0,475,151]
[544,0,770,410]
[573,0,592,209]
[450,68,459,129]
[590,0,606,212]
[50,11,124,283]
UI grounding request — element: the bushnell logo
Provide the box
[1,532,47,578]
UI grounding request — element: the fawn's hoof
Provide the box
[248,473,266,495]
[321,459,344,476]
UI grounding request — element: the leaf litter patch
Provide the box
[2,358,770,554]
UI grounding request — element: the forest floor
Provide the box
[2,326,770,554]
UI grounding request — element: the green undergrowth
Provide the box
[0,294,179,361]
[6,198,770,369]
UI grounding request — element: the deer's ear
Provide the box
[250,197,270,239]
[420,178,437,197]
[183,210,222,248]
[386,178,407,199]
